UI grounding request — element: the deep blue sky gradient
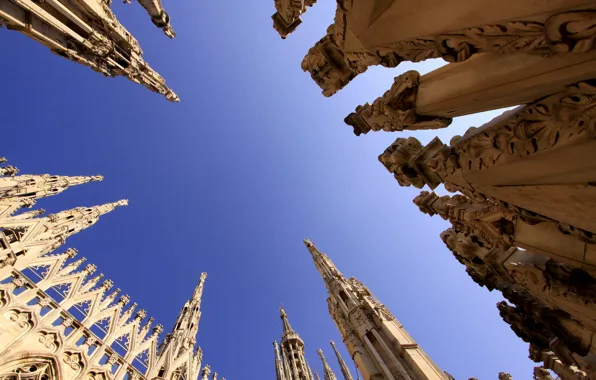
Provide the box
[1,1,534,378]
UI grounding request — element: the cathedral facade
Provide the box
[0,157,222,380]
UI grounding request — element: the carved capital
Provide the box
[345,71,452,135]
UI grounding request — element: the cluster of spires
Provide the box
[274,306,356,380]
[0,156,222,380]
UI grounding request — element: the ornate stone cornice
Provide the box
[344,71,452,135]
[304,9,596,96]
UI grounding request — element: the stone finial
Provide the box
[64,248,79,258]
[153,324,164,336]
[135,309,147,320]
[201,365,211,380]
[0,165,19,176]
[119,294,131,306]
[101,279,114,290]
[84,264,97,275]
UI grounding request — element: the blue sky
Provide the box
[0,0,534,378]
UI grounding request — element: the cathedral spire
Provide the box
[276,306,313,380]
[167,272,207,354]
[330,341,354,380]
[274,341,288,380]
[0,173,103,203]
[280,307,297,338]
[31,200,127,241]
[307,240,449,380]
[303,239,342,287]
[317,349,337,380]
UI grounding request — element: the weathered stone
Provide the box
[1,0,178,101]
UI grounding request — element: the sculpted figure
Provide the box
[508,261,596,330]
[498,373,513,380]
[378,137,425,188]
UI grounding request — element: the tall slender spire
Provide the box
[0,173,104,201]
[317,349,337,380]
[152,273,207,380]
[276,306,314,380]
[305,239,449,380]
[280,307,297,337]
[29,200,128,243]
[274,341,288,380]
[330,341,354,380]
[314,369,321,380]
[303,238,342,287]
[167,272,207,355]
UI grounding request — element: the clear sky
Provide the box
[0,0,535,378]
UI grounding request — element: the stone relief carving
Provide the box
[0,362,55,380]
[344,71,452,135]
[443,80,596,173]
[386,11,596,64]
[62,352,84,372]
[6,309,33,330]
[37,331,60,352]
[507,261,596,329]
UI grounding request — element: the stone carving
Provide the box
[0,362,54,380]
[386,11,596,64]
[507,261,596,329]
[301,24,401,97]
[498,373,513,380]
[378,137,426,188]
[37,331,60,352]
[545,12,596,54]
[533,367,555,380]
[0,162,222,380]
[440,228,495,286]
[7,309,33,330]
[3,0,178,101]
[62,352,84,371]
[301,36,361,97]
[344,71,452,135]
[271,0,314,38]
[443,80,596,173]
